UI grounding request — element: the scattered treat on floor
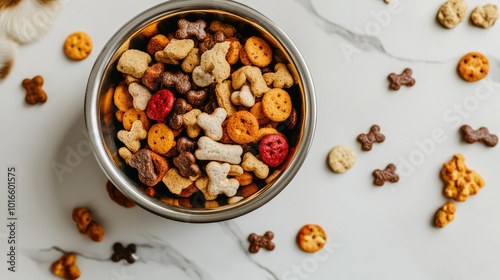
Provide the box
[22,75,47,104]
[106,180,136,208]
[72,207,105,242]
[372,164,399,186]
[471,4,499,28]
[357,125,385,151]
[64,31,93,60]
[111,242,138,264]
[435,202,456,228]
[51,253,80,280]
[388,68,415,90]
[327,145,356,173]
[248,231,275,253]
[457,52,489,82]
[441,154,484,202]
[437,0,468,28]
[460,125,498,147]
[296,224,327,253]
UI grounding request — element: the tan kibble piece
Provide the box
[183,109,202,138]
[328,146,356,173]
[471,4,499,28]
[155,39,194,64]
[200,41,231,83]
[241,152,269,179]
[435,202,456,228]
[117,49,152,78]
[195,176,218,201]
[262,88,292,122]
[162,168,194,195]
[437,0,468,29]
[441,153,485,202]
[215,80,237,116]
[263,63,294,88]
[117,120,147,153]
[232,66,271,97]
[181,48,201,73]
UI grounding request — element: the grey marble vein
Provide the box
[220,221,279,280]
[29,238,210,280]
[294,0,456,64]
[136,234,211,280]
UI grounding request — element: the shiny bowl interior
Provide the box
[85,0,316,223]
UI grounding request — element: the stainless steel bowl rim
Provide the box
[85,0,316,223]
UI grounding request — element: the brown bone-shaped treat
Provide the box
[165,136,197,157]
[142,62,164,91]
[176,18,207,41]
[248,231,275,253]
[199,31,226,53]
[111,242,137,264]
[460,125,498,147]
[173,151,201,178]
[161,71,191,94]
[128,149,169,186]
[186,89,208,107]
[388,68,415,90]
[373,164,399,186]
[167,98,193,130]
[22,75,47,104]
[357,125,385,151]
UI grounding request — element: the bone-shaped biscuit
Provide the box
[200,41,231,83]
[215,80,237,116]
[183,109,202,138]
[231,83,255,107]
[206,161,240,197]
[372,164,399,186]
[232,66,271,97]
[162,167,194,195]
[357,125,385,151]
[194,136,243,164]
[388,68,415,90]
[241,152,269,179]
[263,63,294,88]
[460,125,498,147]
[117,120,147,152]
[197,107,227,141]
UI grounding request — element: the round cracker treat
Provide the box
[262,88,292,122]
[122,108,150,131]
[244,36,273,67]
[147,123,176,154]
[226,110,260,144]
[296,224,327,253]
[64,31,93,60]
[113,84,133,112]
[457,52,489,82]
[328,145,356,173]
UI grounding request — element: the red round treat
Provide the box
[147,89,176,122]
[259,134,289,167]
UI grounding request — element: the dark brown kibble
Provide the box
[388,68,415,90]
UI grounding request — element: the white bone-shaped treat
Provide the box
[206,161,240,197]
[231,83,255,107]
[197,107,227,141]
[194,136,243,164]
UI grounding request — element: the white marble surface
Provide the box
[1,0,500,279]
